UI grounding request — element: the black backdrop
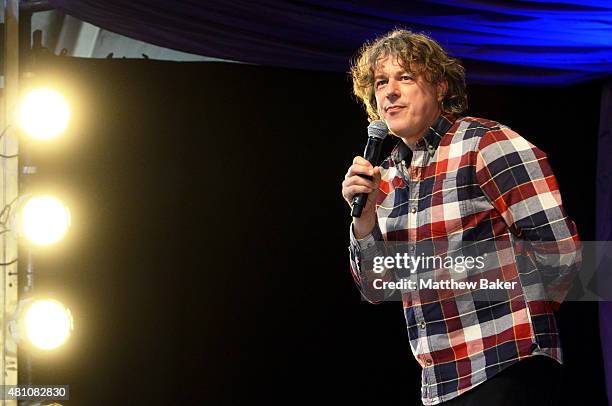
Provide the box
[20,56,606,405]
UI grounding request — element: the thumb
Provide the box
[373,166,382,186]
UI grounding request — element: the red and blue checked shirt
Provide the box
[348,114,581,405]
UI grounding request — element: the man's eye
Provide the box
[401,75,413,81]
[375,80,387,88]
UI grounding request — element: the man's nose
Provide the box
[386,79,400,98]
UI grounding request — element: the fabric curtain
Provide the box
[47,0,612,85]
[598,79,612,405]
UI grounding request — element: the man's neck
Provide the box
[398,111,442,149]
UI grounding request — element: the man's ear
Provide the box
[436,80,448,102]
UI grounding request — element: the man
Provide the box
[341,29,580,405]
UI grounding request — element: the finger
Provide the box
[343,175,377,189]
[344,185,375,201]
[347,163,375,178]
[352,156,374,168]
[349,185,375,196]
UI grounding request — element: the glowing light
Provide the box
[19,88,71,140]
[24,299,73,350]
[21,195,71,246]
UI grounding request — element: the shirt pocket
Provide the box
[429,175,473,237]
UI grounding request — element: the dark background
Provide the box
[20,56,606,405]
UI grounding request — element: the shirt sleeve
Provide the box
[475,127,581,307]
[348,222,396,304]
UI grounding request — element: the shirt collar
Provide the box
[391,114,456,163]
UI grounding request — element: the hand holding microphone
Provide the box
[341,120,388,238]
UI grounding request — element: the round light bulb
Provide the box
[21,195,71,246]
[19,88,71,140]
[24,299,73,350]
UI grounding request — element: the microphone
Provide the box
[351,120,388,218]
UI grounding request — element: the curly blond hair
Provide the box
[350,29,467,121]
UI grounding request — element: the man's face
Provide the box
[374,55,446,142]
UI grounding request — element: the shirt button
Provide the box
[410,207,417,214]
[410,245,416,253]
[419,321,426,329]
[425,359,433,366]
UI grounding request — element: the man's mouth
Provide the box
[385,105,405,112]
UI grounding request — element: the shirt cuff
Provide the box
[349,222,383,250]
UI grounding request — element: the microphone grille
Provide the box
[367,120,388,140]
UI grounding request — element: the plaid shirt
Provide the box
[348,115,580,405]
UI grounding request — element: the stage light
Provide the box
[18,88,71,140]
[20,195,71,246]
[22,299,73,350]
